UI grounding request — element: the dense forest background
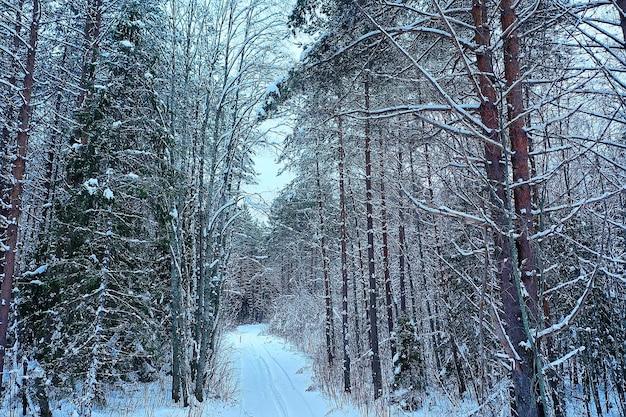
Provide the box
[1,1,625,417]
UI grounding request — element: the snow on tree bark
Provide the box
[316,157,335,367]
[0,0,40,394]
[378,135,396,361]
[471,0,541,414]
[364,78,383,399]
[337,116,351,393]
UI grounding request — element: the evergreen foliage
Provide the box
[20,0,172,397]
[391,314,425,409]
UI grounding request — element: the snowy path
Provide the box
[220,324,360,417]
[81,324,361,417]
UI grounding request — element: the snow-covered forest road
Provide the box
[4,1,626,416]
[222,325,359,417]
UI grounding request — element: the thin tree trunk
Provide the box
[338,117,351,392]
[0,0,40,395]
[378,136,395,361]
[397,148,407,315]
[0,0,24,320]
[167,0,188,405]
[76,0,103,113]
[170,195,188,405]
[42,92,63,227]
[364,78,382,399]
[316,157,335,366]
[350,264,362,356]
[348,176,368,354]
[82,174,113,417]
[193,97,209,402]
[424,143,466,396]
[196,4,254,395]
[617,0,626,44]
[345,177,363,355]
[194,48,224,403]
[409,146,439,371]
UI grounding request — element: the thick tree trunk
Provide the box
[501,2,543,415]
[337,117,351,393]
[0,0,40,395]
[471,1,540,415]
[364,79,383,399]
[501,0,539,324]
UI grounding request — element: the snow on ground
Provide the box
[80,324,357,417]
[218,324,360,417]
[6,324,619,417]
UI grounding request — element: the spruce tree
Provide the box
[20,1,172,408]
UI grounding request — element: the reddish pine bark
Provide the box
[501,0,540,321]
[471,1,540,415]
[501,2,541,414]
[0,0,40,393]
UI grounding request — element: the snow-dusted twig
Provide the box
[491,303,522,363]
[533,187,626,216]
[536,267,596,340]
[401,184,487,225]
[543,274,586,296]
[356,4,502,149]
[543,345,586,372]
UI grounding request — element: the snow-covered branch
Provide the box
[536,268,596,340]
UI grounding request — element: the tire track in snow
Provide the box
[261,343,316,417]
[226,325,359,417]
[240,339,288,417]
[257,354,289,417]
[238,332,292,417]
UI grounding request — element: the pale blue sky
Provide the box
[243,117,295,223]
